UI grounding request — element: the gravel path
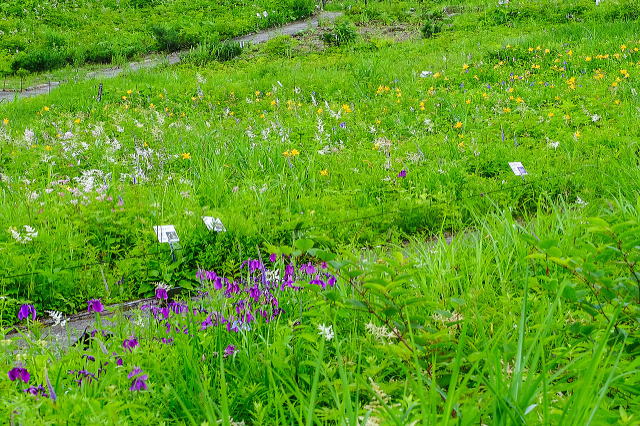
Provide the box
[0,11,341,103]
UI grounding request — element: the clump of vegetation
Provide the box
[321,19,358,46]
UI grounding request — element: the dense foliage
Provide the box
[1,0,639,423]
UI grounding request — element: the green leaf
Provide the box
[294,238,314,252]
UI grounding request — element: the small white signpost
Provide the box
[154,225,180,243]
[508,162,528,176]
[202,217,226,232]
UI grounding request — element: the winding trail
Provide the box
[0,11,342,103]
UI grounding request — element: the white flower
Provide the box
[317,324,334,341]
[576,196,588,206]
[591,114,601,122]
[548,141,560,149]
[420,70,433,78]
[9,225,38,243]
[46,310,67,327]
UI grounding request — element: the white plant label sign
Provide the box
[154,225,179,243]
[508,162,528,176]
[202,217,226,232]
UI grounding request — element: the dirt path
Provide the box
[0,11,342,103]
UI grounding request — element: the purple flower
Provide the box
[155,287,168,300]
[23,385,48,398]
[8,367,30,383]
[128,367,148,391]
[161,338,173,345]
[17,304,36,321]
[300,262,316,275]
[116,357,123,366]
[224,345,237,358]
[339,122,346,129]
[269,253,277,262]
[82,354,96,362]
[201,315,213,331]
[127,367,143,379]
[123,336,139,351]
[87,299,104,313]
[397,169,407,178]
[130,375,148,391]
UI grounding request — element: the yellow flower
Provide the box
[317,108,323,114]
[503,107,512,113]
[320,169,329,176]
[516,97,524,103]
[507,87,514,93]
[271,100,277,106]
[453,121,463,129]
[43,106,50,111]
[290,149,300,156]
[122,96,127,100]
[465,99,471,104]
[2,118,8,125]
[260,113,265,119]
[342,104,352,113]
[614,99,621,105]
[44,145,52,151]
[574,130,581,138]
[462,63,469,70]
[548,112,555,118]
[544,48,550,54]
[621,44,627,51]
[585,56,592,61]
[563,114,571,120]
[283,150,290,157]
[74,118,81,124]
[127,90,133,95]
[149,103,155,109]
[158,93,164,99]
[181,153,191,160]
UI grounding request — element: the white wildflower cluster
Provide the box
[46,310,67,328]
[9,225,38,244]
[317,323,335,341]
[360,378,400,426]
[365,322,396,344]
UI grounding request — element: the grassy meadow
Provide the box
[1,0,639,423]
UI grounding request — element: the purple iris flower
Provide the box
[161,338,173,345]
[23,385,48,398]
[128,367,148,391]
[269,253,277,262]
[201,315,213,331]
[123,336,139,351]
[130,375,148,391]
[310,279,326,289]
[397,169,407,178]
[87,299,104,313]
[155,287,168,300]
[300,263,316,275]
[17,304,36,321]
[224,345,237,358]
[8,367,30,383]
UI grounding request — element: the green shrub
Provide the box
[321,20,358,46]
[10,48,67,72]
[261,35,299,58]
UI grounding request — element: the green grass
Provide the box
[0,0,639,423]
[0,0,316,77]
